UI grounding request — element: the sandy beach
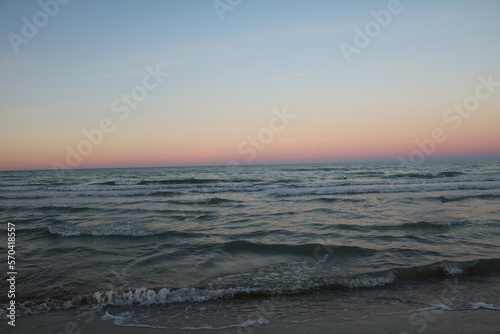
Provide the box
[2,307,499,334]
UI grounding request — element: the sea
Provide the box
[1,160,499,331]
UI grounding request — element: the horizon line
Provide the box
[1,155,499,172]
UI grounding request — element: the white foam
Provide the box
[101,310,269,331]
[443,263,464,276]
[427,304,452,311]
[470,302,500,310]
[101,311,146,328]
[180,318,270,330]
[48,222,155,237]
[93,287,239,306]
[398,304,453,315]
[0,299,74,319]
[432,220,470,227]
[344,275,395,288]
[101,311,131,322]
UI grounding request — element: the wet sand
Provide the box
[2,307,499,334]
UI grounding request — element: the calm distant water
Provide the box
[1,160,499,328]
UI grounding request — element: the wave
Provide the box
[270,183,499,197]
[399,219,471,230]
[308,197,366,203]
[291,167,345,172]
[38,205,91,213]
[149,191,178,197]
[5,205,92,213]
[47,182,257,194]
[47,224,198,238]
[385,171,465,179]
[141,179,220,185]
[260,179,302,185]
[221,241,377,257]
[435,193,500,203]
[46,186,143,192]
[4,258,499,318]
[391,258,500,279]
[0,194,46,200]
[166,197,240,205]
[348,171,386,177]
[333,219,471,233]
[92,178,261,186]
[75,190,180,198]
[0,277,396,314]
[36,177,500,198]
[92,180,141,186]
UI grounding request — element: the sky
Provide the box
[0,0,499,171]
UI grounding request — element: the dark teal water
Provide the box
[1,160,499,327]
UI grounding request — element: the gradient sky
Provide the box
[1,0,499,170]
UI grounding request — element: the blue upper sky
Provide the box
[1,0,499,170]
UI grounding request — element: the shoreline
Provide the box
[1,308,499,334]
[2,276,500,333]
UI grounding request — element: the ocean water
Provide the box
[1,160,500,330]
